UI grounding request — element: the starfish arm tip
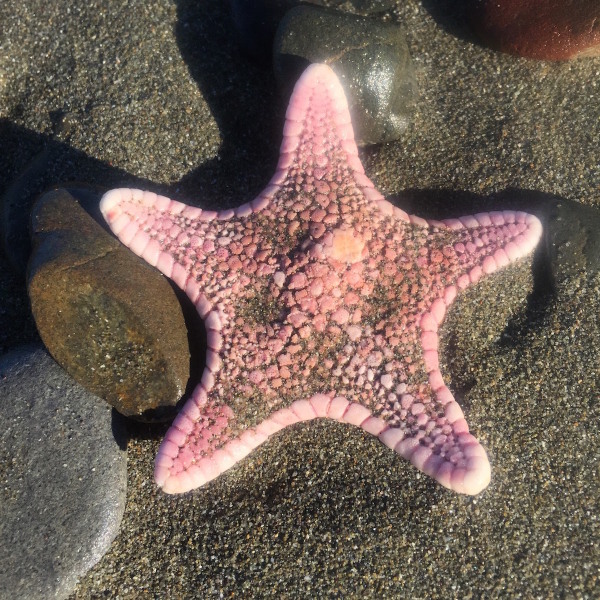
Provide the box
[441,441,491,495]
[461,455,492,495]
[421,453,491,496]
[99,187,124,220]
[525,213,544,249]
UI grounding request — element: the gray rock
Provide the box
[229,0,396,60]
[543,198,600,284]
[273,5,416,145]
[27,188,195,421]
[0,344,127,600]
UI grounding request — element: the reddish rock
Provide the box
[28,189,194,421]
[469,0,600,60]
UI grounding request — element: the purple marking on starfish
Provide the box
[100,64,542,495]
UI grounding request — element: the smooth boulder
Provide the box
[0,344,127,600]
[468,0,600,60]
[28,188,194,421]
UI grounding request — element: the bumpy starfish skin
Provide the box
[101,64,542,495]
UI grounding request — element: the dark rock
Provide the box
[274,6,416,145]
[28,188,193,421]
[468,0,600,60]
[229,0,396,60]
[0,344,127,600]
[543,198,600,284]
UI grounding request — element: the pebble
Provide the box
[28,189,193,421]
[273,5,416,144]
[0,344,127,600]
[468,0,600,60]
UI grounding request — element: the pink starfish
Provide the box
[100,64,542,496]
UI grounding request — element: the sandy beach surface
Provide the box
[1,0,598,598]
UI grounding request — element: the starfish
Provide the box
[100,64,542,496]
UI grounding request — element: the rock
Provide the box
[273,5,416,145]
[229,0,396,60]
[0,344,127,600]
[28,188,193,421]
[468,0,600,60]
[543,198,600,284]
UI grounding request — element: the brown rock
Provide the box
[469,0,600,60]
[28,189,193,421]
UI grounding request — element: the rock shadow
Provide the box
[0,119,154,274]
[420,0,482,46]
[172,0,284,207]
[0,121,205,428]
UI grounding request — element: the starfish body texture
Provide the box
[100,64,542,495]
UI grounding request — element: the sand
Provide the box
[0,0,598,597]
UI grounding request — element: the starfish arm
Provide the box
[283,64,417,226]
[415,210,543,379]
[156,390,391,495]
[434,210,543,288]
[377,386,492,496]
[276,62,404,220]
[100,187,282,308]
[376,210,541,495]
[277,63,363,178]
[327,314,493,494]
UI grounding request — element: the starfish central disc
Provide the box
[100,64,542,497]
[326,228,366,263]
